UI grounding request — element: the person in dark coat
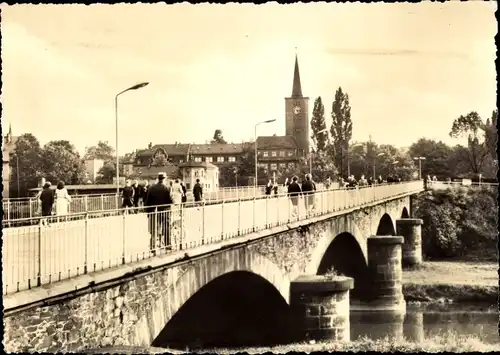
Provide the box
[180,181,187,204]
[39,182,54,224]
[193,179,203,203]
[301,174,316,213]
[132,180,141,210]
[122,179,135,210]
[145,173,173,250]
[265,179,273,196]
[287,176,302,217]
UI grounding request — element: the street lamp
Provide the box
[374,152,385,180]
[413,156,426,180]
[254,119,276,188]
[309,128,329,175]
[115,82,149,197]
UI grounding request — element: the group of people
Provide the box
[120,176,205,212]
[338,174,403,189]
[136,173,205,251]
[36,181,73,224]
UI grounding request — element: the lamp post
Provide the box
[254,119,276,189]
[413,156,426,180]
[309,128,329,176]
[115,82,149,198]
[374,152,385,180]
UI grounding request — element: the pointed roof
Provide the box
[291,54,303,98]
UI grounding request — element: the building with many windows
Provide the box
[123,54,310,181]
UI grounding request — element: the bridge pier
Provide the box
[396,218,423,267]
[403,311,424,342]
[290,275,354,343]
[365,235,406,312]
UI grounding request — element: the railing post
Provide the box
[221,200,225,240]
[122,212,126,264]
[101,195,105,210]
[84,196,89,212]
[265,196,268,228]
[7,201,10,227]
[237,199,241,236]
[29,199,33,219]
[37,219,42,287]
[252,197,256,232]
[202,201,206,245]
[84,212,89,274]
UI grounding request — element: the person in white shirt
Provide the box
[55,181,72,217]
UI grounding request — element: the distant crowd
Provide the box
[35,172,407,249]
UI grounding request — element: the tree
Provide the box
[484,109,497,161]
[310,96,329,153]
[330,87,353,178]
[310,151,337,182]
[236,147,269,185]
[408,138,454,179]
[449,111,489,175]
[211,129,227,144]
[83,140,115,161]
[9,133,44,196]
[96,157,127,184]
[41,140,86,185]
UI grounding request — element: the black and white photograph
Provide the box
[1,2,498,353]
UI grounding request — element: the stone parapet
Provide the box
[366,235,405,312]
[290,275,353,343]
[396,218,423,266]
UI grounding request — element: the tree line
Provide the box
[10,89,497,195]
[8,137,123,197]
[218,87,497,186]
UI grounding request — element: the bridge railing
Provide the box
[2,185,271,222]
[2,180,424,295]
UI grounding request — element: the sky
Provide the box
[1,2,497,155]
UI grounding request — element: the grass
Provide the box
[197,331,500,353]
[402,261,498,303]
[93,331,500,353]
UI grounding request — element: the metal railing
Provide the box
[428,180,498,190]
[2,185,273,222]
[2,181,423,295]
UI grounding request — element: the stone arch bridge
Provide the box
[4,187,421,352]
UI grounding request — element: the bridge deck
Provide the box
[2,181,423,295]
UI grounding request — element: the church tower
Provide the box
[285,54,310,156]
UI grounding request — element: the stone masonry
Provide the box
[365,235,405,312]
[395,218,423,266]
[290,275,353,342]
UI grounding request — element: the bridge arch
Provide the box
[133,249,290,348]
[401,207,410,218]
[376,213,396,236]
[152,270,293,349]
[315,232,369,298]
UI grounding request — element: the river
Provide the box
[88,302,498,353]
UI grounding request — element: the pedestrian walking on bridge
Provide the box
[39,182,54,226]
[301,174,316,215]
[287,176,302,217]
[145,173,173,252]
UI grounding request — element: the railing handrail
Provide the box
[2,181,417,225]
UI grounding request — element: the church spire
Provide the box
[291,54,303,98]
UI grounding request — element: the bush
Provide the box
[414,187,497,259]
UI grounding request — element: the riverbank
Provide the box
[203,331,500,353]
[94,330,500,354]
[402,261,498,304]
